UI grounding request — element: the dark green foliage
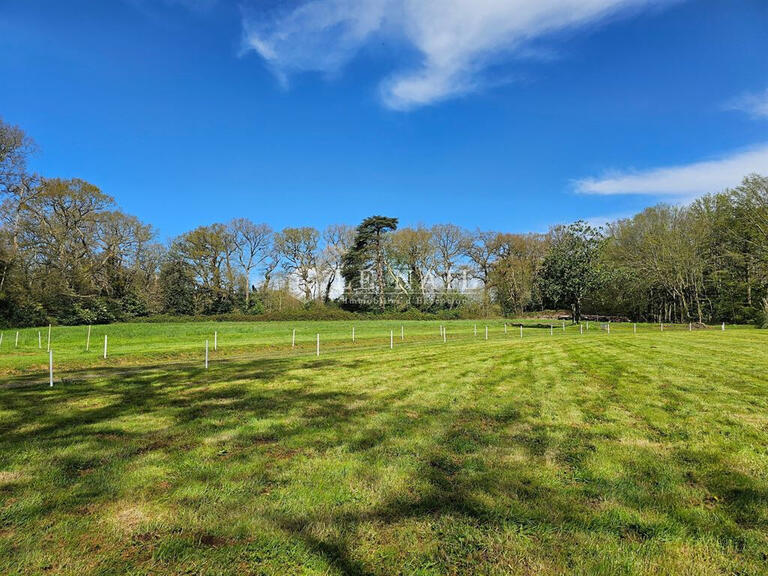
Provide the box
[341,215,398,310]
[537,221,605,322]
[159,259,196,316]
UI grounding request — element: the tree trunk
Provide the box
[375,230,385,309]
[324,273,334,303]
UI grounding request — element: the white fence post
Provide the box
[504,323,507,335]
[214,331,218,351]
[474,324,477,337]
[47,324,51,352]
[401,325,404,340]
[580,324,583,335]
[607,323,610,334]
[86,325,91,351]
[205,340,209,369]
[15,331,19,348]
[443,327,447,343]
[0,333,3,347]
[722,322,725,331]
[316,333,320,356]
[689,323,692,332]
[103,335,108,359]
[38,331,41,349]
[390,330,393,349]
[352,326,355,343]
[633,323,637,334]
[49,350,53,387]
[485,326,488,340]
[520,325,523,339]
[292,328,296,348]
[550,325,553,336]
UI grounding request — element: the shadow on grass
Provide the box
[1,351,767,575]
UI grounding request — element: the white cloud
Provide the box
[726,88,768,119]
[242,0,675,110]
[575,144,768,199]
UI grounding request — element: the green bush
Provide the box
[0,297,47,328]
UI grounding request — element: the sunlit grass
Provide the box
[1,320,766,574]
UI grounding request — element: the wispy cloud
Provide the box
[575,144,768,199]
[242,0,676,110]
[725,88,768,119]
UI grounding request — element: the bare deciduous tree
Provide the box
[318,224,353,303]
[431,223,467,290]
[275,227,320,301]
[229,218,272,308]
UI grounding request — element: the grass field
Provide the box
[1,320,767,575]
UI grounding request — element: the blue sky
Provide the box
[1,0,766,240]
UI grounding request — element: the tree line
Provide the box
[2,118,767,327]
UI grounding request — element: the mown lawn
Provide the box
[1,321,767,575]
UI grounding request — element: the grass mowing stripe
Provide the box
[1,320,767,575]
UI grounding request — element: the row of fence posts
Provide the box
[4,325,107,354]
[8,318,731,362]
[287,320,729,366]
[12,320,733,382]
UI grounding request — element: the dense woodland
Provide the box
[1,118,767,327]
